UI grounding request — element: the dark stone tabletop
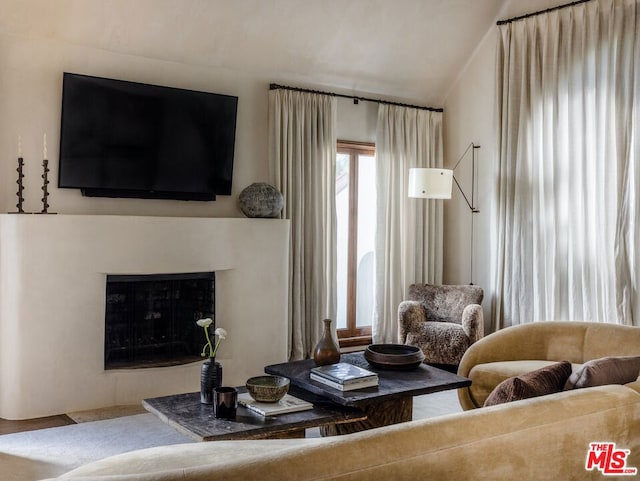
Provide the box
[265,352,471,407]
[142,387,365,441]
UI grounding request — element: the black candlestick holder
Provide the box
[8,157,31,214]
[37,158,56,214]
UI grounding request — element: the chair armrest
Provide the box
[461,304,484,343]
[397,301,426,344]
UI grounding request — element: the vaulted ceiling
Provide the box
[2,0,512,106]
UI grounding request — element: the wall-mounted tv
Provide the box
[58,73,238,201]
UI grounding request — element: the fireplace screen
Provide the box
[104,272,215,369]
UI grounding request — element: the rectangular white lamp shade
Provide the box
[408,168,453,199]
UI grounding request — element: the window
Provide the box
[335,141,375,346]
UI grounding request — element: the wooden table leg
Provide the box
[320,396,412,436]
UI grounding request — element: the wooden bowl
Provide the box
[245,375,290,402]
[364,344,425,370]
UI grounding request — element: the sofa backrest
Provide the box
[408,284,483,324]
[495,321,640,364]
[460,321,640,365]
[581,322,640,360]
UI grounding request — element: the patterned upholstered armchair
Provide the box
[398,284,484,367]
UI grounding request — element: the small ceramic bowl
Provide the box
[245,375,290,403]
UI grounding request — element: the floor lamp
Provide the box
[408,143,480,284]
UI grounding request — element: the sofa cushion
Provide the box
[484,361,573,407]
[565,356,640,390]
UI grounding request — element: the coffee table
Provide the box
[142,387,366,441]
[265,352,471,435]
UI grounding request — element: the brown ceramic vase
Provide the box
[313,318,341,366]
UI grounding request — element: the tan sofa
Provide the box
[458,321,640,410]
[47,382,640,481]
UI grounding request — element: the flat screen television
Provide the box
[58,73,238,201]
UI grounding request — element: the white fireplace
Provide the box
[0,214,290,420]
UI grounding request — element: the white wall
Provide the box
[337,98,378,143]
[442,26,497,332]
[0,33,272,217]
[0,32,380,217]
[442,0,573,333]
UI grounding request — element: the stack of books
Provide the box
[310,362,379,391]
[237,393,314,416]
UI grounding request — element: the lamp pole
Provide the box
[452,143,480,284]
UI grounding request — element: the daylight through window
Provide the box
[335,141,375,346]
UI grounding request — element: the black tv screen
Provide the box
[58,73,238,201]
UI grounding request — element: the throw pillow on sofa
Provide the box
[564,355,640,390]
[484,361,572,407]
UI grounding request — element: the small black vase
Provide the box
[200,358,223,404]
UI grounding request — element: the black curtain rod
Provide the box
[497,0,592,25]
[269,83,443,113]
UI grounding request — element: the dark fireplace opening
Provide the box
[104,272,215,370]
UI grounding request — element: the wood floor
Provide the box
[0,414,76,435]
[0,403,150,435]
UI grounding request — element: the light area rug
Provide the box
[0,413,194,481]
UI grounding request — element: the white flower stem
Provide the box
[204,327,214,358]
[211,337,222,357]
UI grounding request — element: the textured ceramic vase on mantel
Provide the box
[200,358,223,404]
[238,182,284,218]
[313,318,341,366]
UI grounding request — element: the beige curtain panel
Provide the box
[494,0,640,328]
[269,89,338,360]
[373,104,444,343]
